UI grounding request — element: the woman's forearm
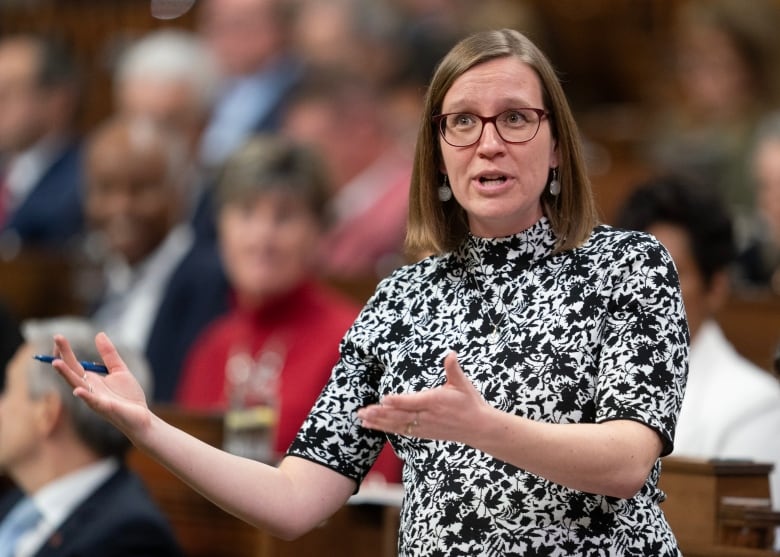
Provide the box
[469,407,662,498]
[135,413,356,539]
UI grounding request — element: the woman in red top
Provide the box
[176,134,400,481]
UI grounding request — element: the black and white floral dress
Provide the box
[289,217,688,556]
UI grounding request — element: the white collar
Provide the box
[103,224,194,295]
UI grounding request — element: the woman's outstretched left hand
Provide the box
[357,351,491,445]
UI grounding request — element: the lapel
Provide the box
[33,468,123,557]
[0,488,25,520]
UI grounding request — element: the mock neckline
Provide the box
[456,217,557,275]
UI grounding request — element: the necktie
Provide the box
[0,497,42,557]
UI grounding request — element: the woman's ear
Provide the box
[550,138,559,167]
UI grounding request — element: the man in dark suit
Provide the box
[0,317,183,556]
[0,34,84,250]
[84,115,229,401]
[114,29,221,247]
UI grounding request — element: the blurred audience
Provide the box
[176,135,401,482]
[0,317,183,556]
[739,110,780,292]
[0,34,84,252]
[282,71,412,280]
[196,0,303,169]
[291,0,405,89]
[616,174,780,516]
[114,29,220,246]
[640,0,780,248]
[83,116,228,402]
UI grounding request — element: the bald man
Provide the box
[84,116,229,401]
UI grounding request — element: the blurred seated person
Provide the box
[282,70,412,280]
[739,110,780,292]
[290,0,404,90]
[196,0,304,169]
[84,116,229,402]
[640,0,780,243]
[616,173,780,513]
[0,34,84,251]
[176,135,401,482]
[0,317,183,556]
[114,29,220,246]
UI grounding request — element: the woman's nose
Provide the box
[476,121,505,154]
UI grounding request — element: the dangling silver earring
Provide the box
[438,175,453,202]
[549,168,561,196]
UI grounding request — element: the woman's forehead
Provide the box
[441,57,543,112]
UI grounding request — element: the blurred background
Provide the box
[0,0,778,372]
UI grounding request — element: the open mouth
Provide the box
[478,175,508,186]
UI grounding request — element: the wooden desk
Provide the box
[660,457,779,553]
[0,248,85,320]
[127,406,399,557]
[717,292,780,373]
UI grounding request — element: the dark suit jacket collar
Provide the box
[33,466,129,556]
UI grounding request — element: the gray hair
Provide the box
[22,317,152,458]
[116,29,220,116]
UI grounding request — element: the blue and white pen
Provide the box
[33,354,108,374]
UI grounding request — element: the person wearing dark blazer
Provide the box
[0,467,181,557]
[145,242,231,401]
[0,317,183,557]
[2,142,84,250]
[0,34,85,250]
[84,115,229,402]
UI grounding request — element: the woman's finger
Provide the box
[442,351,469,389]
[94,332,127,372]
[51,335,87,387]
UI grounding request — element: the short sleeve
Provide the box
[287,297,390,487]
[595,234,689,456]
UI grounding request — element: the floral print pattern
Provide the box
[289,218,688,556]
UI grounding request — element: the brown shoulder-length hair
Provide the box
[405,28,599,257]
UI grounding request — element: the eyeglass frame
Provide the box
[432,108,550,148]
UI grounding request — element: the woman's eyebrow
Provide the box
[441,98,536,113]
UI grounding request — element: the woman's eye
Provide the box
[504,111,528,125]
[453,114,476,127]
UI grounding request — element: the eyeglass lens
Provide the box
[438,109,544,147]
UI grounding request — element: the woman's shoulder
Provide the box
[564,225,679,291]
[588,224,662,251]
[371,254,443,294]
[580,224,672,265]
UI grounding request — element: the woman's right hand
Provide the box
[52,332,152,439]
